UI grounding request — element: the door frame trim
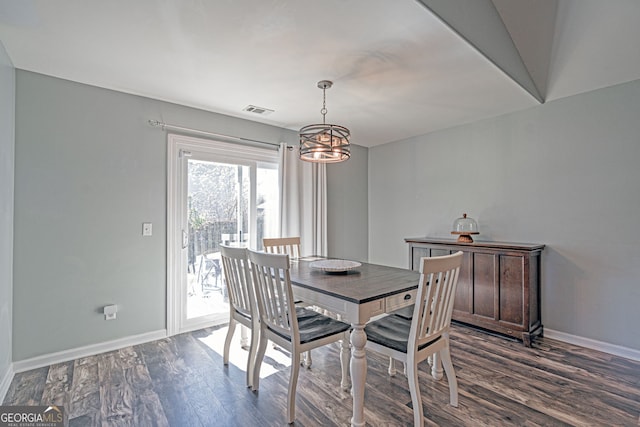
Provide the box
[166,134,182,336]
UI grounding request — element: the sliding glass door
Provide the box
[168,134,279,334]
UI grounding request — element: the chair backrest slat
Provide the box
[263,237,302,259]
[220,246,254,318]
[410,252,463,352]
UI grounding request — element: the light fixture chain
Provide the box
[321,86,327,124]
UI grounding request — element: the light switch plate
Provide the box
[142,222,153,236]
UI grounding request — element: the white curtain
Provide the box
[278,143,327,257]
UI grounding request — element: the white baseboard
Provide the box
[0,363,14,403]
[545,329,640,362]
[12,329,167,374]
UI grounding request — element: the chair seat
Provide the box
[390,304,414,320]
[234,307,252,321]
[365,315,438,354]
[268,308,351,344]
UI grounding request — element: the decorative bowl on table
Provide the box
[451,213,479,243]
[309,259,361,273]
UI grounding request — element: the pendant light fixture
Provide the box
[299,80,351,163]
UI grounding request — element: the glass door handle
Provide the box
[182,230,188,249]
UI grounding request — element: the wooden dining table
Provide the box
[289,257,421,427]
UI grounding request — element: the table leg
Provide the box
[240,325,249,350]
[350,323,367,427]
[388,357,396,376]
[340,335,351,390]
[431,352,443,380]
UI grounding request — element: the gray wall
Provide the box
[327,144,368,262]
[13,71,299,361]
[0,41,15,395]
[369,78,640,351]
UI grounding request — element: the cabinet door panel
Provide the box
[499,255,524,325]
[454,251,473,313]
[411,247,429,271]
[473,253,495,318]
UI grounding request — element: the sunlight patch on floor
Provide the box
[198,326,292,379]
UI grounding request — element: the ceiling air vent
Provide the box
[243,105,275,115]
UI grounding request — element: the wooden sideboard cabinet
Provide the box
[405,237,545,346]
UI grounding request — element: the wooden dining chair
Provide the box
[247,249,351,424]
[220,245,258,388]
[262,236,313,367]
[364,251,463,427]
[263,236,302,259]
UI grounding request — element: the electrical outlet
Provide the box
[104,304,118,320]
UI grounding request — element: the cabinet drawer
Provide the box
[386,290,417,312]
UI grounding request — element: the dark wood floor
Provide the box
[4,323,640,426]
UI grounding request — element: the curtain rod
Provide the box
[148,119,288,149]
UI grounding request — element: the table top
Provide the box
[289,257,420,304]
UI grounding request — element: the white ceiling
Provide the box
[1,0,639,147]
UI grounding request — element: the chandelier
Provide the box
[299,80,351,163]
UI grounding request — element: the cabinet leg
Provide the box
[522,324,544,347]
